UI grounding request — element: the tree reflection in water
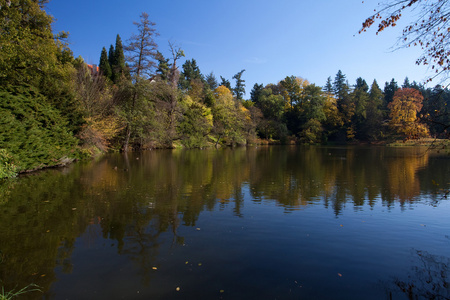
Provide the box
[0,146,448,299]
[386,250,450,300]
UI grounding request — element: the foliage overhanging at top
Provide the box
[360,0,450,82]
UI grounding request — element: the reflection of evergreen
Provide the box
[0,146,447,296]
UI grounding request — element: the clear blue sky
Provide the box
[46,0,431,97]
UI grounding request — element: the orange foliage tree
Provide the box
[388,88,429,139]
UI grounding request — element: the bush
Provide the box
[0,86,80,173]
[0,149,18,179]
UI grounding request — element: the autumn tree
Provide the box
[125,13,158,78]
[299,84,327,143]
[212,86,246,146]
[121,12,159,151]
[280,76,307,108]
[168,41,184,87]
[388,88,429,138]
[360,0,450,81]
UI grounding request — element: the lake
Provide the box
[0,146,449,299]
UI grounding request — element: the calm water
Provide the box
[0,146,449,300]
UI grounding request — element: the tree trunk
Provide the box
[123,124,131,152]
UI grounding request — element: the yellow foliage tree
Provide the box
[388,88,429,139]
[214,85,234,106]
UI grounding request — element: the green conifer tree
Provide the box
[108,45,115,69]
[232,69,246,101]
[113,34,126,82]
[99,47,112,79]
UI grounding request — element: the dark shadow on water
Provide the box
[384,250,450,300]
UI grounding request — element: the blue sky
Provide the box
[46,0,431,97]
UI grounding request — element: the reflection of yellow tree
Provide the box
[0,145,443,297]
[385,149,429,203]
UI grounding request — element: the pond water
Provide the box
[0,146,449,299]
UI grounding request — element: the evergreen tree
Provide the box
[108,45,115,69]
[179,59,203,90]
[155,51,170,81]
[383,79,399,115]
[99,47,112,80]
[324,76,333,95]
[205,72,218,90]
[250,83,264,104]
[112,34,126,82]
[351,77,370,139]
[232,69,246,101]
[220,76,232,90]
[354,77,369,92]
[333,70,347,101]
[364,79,384,140]
[402,77,411,88]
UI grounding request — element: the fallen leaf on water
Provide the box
[338,273,343,277]
[196,228,201,231]
[198,263,202,266]
[152,267,157,270]
[340,225,344,227]
[220,290,224,293]
[185,261,189,264]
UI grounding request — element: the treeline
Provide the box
[1,1,449,178]
[248,72,450,144]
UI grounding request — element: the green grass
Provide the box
[0,284,41,300]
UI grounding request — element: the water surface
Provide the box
[0,146,449,299]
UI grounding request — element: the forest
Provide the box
[0,0,449,178]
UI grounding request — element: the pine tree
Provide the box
[113,34,126,82]
[383,79,399,115]
[232,69,246,101]
[179,59,203,90]
[220,76,232,91]
[205,72,218,90]
[125,13,158,78]
[324,76,333,95]
[108,45,115,70]
[99,47,112,80]
[155,51,170,81]
[333,70,347,101]
[250,83,264,104]
[364,80,384,140]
